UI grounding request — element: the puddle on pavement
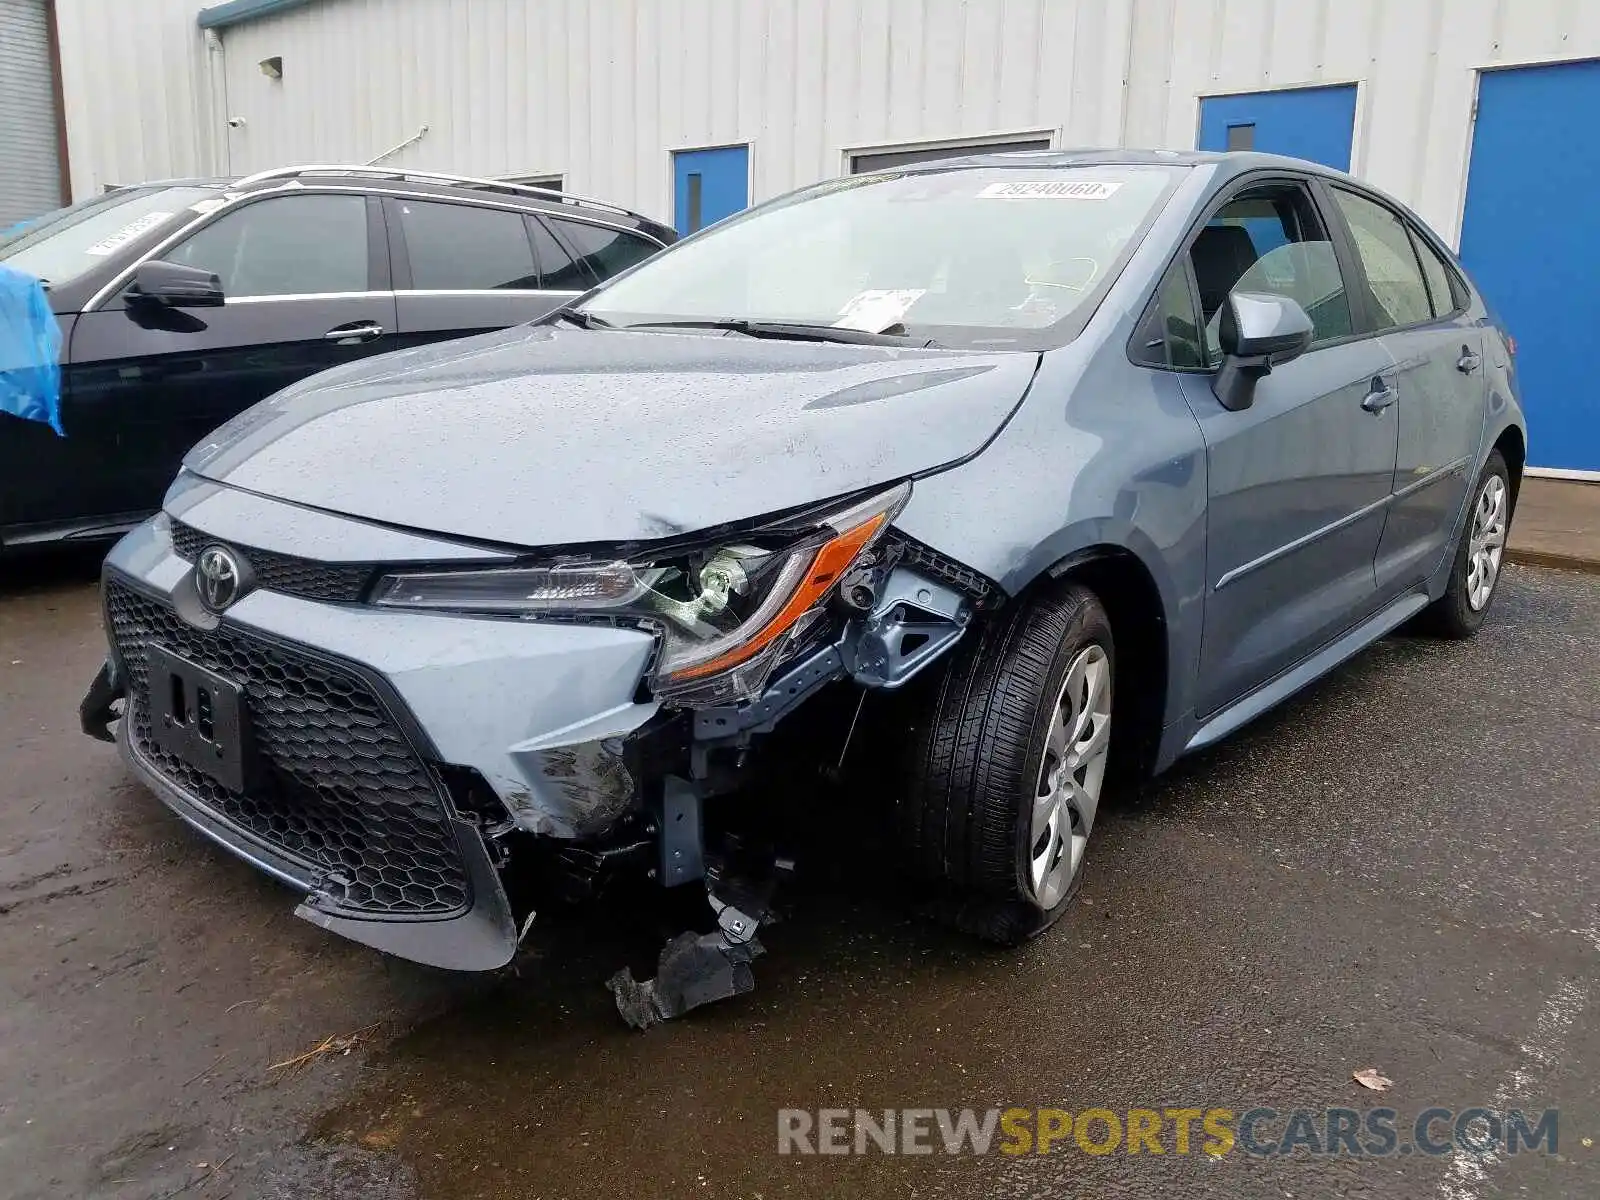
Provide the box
[301,783,1264,1200]
[309,881,1021,1196]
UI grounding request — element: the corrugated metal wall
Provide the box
[49,0,1600,241]
[204,0,1137,225]
[52,0,214,193]
[0,0,63,225]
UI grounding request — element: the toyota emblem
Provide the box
[196,545,244,613]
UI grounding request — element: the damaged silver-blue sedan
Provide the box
[82,150,1525,1022]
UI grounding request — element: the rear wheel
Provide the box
[897,581,1114,945]
[1417,450,1511,639]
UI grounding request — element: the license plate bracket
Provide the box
[148,645,250,793]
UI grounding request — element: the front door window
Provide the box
[165,194,369,297]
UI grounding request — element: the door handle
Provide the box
[324,320,385,344]
[1361,379,1398,413]
[1457,346,1482,373]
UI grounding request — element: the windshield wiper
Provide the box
[548,308,616,330]
[622,318,937,347]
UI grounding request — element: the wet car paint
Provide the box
[182,323,1042,548]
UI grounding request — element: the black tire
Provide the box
[897,580,1114,946]
[1415,450,1512,639]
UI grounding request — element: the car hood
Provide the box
[185,324,1038,548]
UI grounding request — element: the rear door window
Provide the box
[546,218,659,283]
[1330,188,1434,329]
[1410,227,1466,318]
[396,199,540,290]
[165,194,369,297]
[1190,183,1354,362]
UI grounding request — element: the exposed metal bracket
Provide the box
[657,775,704,887]
[843,568,970,689]
[691,645,847,744]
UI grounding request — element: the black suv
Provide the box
[0,166,675,550]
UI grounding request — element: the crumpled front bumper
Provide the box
[89,503,670,971]
[118,711,520,971]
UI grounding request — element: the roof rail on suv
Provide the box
[230,164,639,221]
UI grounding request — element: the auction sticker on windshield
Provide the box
[835,288,926,332]
[977,181,1122,200]
[84,212,173,256]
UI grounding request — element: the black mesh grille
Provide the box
[105,577,469,917]
[169,520,374,604]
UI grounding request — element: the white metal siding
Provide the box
[52,0,214,195]
[47,0,1600,241]
[0,0,62,225]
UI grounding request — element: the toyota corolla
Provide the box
[81,150,1524,1018]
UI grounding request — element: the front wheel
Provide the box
[1417,450,1512,638]
[897,581,1114,945]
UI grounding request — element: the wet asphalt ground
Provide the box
[1,554,1596,1200]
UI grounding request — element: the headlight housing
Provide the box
[372,483,910,705]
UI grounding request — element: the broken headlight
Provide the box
[372,483,910,705]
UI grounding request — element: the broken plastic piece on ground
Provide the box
[607,929,764,1030]
[607,835,789,1028]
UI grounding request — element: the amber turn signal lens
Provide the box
[667,510,890,681]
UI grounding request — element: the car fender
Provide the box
[892,344,1210,735]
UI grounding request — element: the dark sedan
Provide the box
[0,165,674,551]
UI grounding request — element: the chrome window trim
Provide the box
[84,185,665,313]
[391,288,584,299]
[223,288,587,304]
[224,290,395,305]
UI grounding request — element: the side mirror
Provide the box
[126,260,225,308]
[1212,292,1314,412]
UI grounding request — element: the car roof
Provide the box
[126,167,673,240]
[228,166,673,238]
[887,146,1354,181]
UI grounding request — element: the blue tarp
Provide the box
[0,263,64,436]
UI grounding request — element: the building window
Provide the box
[501,174,563,193]
[1226,122,1256,151]
[847,136,1053,174]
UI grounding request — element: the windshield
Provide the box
[0,186,218,288]
[581,165,1183,348]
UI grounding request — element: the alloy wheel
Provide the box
[1029,643,1112,909]
[1466,473,1508,611]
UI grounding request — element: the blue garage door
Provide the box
[673,145,749,237]
[1198,85,1358,171]
[1460,61,1600,473]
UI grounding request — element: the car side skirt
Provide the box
[1179,587,1431,756]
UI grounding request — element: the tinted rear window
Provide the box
[397,199,540,290]
[528,218,589,290]
[548,218,660,283]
